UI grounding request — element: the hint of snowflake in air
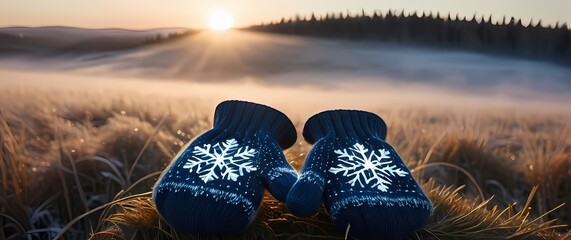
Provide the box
[329,143,408,192]
[183,139,258,183]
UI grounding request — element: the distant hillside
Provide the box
[249,11,571,65]
[0,27,196,56]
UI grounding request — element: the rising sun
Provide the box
[209,10,234,30]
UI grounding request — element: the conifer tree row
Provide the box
[249,10,571,64]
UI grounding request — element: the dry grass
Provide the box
[0,90,569,239]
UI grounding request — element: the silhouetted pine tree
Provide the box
[248,10,571,65]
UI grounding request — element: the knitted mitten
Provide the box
[286,110,432,240]
[153,100,298,234]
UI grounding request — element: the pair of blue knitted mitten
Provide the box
[152,101,432,239]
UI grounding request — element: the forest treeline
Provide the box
[249,10,571,65]
[0,30,195,55]
[60,31,194,53]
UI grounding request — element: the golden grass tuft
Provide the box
[418,181,567,240]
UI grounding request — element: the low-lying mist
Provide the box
[1,29,570,114]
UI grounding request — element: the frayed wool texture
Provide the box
[153,100,298,234]
[286,110,433,240]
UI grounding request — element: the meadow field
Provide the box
[0,29,570,239]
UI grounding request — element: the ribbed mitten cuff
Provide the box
[303,110,387,144]
[213,100,297,149]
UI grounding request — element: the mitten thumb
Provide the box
[286,148,327,217]
[260,140,298,202]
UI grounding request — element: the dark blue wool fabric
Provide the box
[286,110,433,240]
[153,100,298,234]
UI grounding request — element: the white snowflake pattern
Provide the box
[183,139,258,183]
[329,143,408,192]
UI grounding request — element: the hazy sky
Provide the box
[1,0,569,29]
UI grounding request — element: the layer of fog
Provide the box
[1,29,570,114]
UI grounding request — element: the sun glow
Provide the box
[208,10,234,30]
